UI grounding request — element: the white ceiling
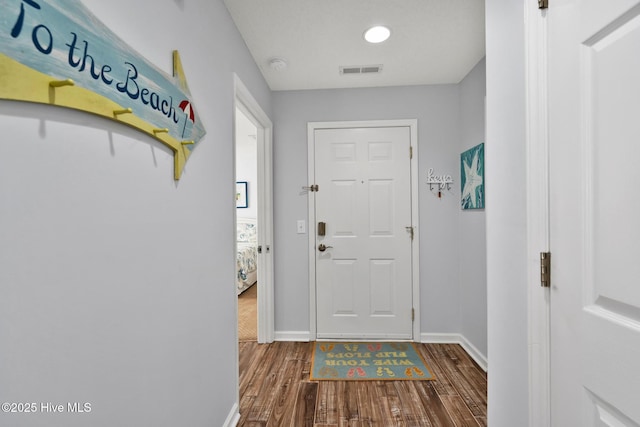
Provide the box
[223,0,486,91]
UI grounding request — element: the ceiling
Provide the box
[223,0,486,91]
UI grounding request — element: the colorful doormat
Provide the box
[310,342,435,381]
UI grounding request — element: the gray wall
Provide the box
[486,0,530,425]
[459,58,488,358]
[0,1,271,426]
[272,80,486,342]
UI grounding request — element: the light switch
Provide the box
[297,220,306,234]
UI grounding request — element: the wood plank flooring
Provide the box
[238,284,257,341]
[238,341,487,427]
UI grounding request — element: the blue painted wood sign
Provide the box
[0,0,206,179]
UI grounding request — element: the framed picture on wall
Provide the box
[460,143,485,210]
[236,181,248,208]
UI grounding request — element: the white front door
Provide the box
[313,126,414,340]
[548,1,640,424]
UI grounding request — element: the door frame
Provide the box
[524,3,551,426]
[233,74,275,343]
[307,119,420,341]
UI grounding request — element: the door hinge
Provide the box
[412,308,415,322]
[302,184,319,192]
[538,0,548,9]
[540,252,551,287]
[409,146,413,159]
[405,226,414,240]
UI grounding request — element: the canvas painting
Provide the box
[460,143,484,210]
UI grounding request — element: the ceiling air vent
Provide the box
[341,67,361,74]
[339,65,383,75]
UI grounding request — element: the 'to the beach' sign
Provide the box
[0,0,206,179]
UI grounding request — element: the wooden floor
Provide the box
[238,284,257,341]
[238,341,487,427]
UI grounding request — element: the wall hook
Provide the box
[153,128,169,135]
[426,168,453,194]
[49,79,75,88]
[113,108,133,116]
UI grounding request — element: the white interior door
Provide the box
[548,1,640,425]
[313,126,414,340]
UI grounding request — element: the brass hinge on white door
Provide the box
[540,252,551,287]
[539,0,548,9]
[409,146,413,159]
[405,226,414,240]
[302,184,319,192]
[412,308,415,322]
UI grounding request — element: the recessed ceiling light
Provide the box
[364,26,391,43]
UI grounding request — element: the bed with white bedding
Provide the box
[236,218,257,294]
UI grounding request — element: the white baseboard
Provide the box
[421,333,488,372]
[223,403,240,427]
[420,332,463,343]
[274,331,311,341]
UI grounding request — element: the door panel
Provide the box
[332,180,357,235]
[370,180,395,235]
[370,259,395,315]
[548,1,640,425]
[314,126,413,340]
[331,259,357,315]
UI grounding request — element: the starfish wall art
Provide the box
[460,143,485,210]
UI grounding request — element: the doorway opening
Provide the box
[235,107,258,341]
[234,75,274,344]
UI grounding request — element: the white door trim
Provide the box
[233,74,275,344]
[524,4,551,427]
[307,119,420,341]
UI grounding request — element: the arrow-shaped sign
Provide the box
[0,0,206,179]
